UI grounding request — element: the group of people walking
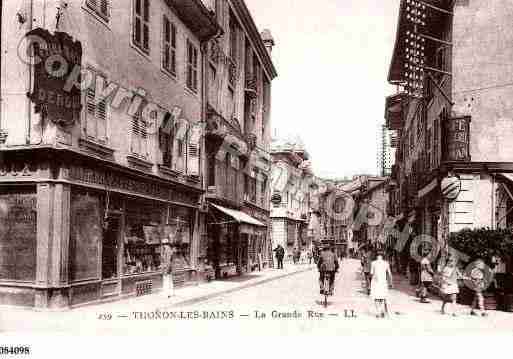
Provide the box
[273,244,316,268]
[361,247,491,318]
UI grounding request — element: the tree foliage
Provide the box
[449,228,513,265]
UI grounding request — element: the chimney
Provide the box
[260,29,275,55]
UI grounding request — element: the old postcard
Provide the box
[1,0,513,355]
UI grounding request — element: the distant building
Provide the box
[269,135,313,260]
[377,124,396,177]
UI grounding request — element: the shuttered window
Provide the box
[130,108,148,159]
[173,121,187,172]
[162,16,177,75]
[86,0,110,20]
[187,124,201,177]
[186,40,198,92]
[133,0,150,53]
[85,77,107,143]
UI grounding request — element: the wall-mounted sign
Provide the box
[443,116,471,162]
[26,28,82,127]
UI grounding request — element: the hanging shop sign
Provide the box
[26,28,82,127]
[441,175,461,201]
[443,116,471,162]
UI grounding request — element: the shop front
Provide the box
[242,205,272,270]
[207,203,266,278]
[0,150,201,309]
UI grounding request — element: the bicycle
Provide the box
[323,275,330,307]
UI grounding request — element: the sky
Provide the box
[245,0,400,179]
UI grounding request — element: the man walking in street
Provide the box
[361,249,372,295]
[317,245,339,295]
[274,244,285,269]
[293,247,300,265]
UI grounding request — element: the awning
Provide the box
[210,204,265,227]
[499,173,513,184]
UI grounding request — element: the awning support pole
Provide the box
[419,33,453,47]
[418,1,454,16]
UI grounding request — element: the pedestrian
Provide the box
[161,238,174,298]
[370,250,393,318]
[293,247,300,265]
[440,255,462,316]
[469,259,489,317]
[307,250,313,265]
[361,249,372,295]
[317,245,339,295]
[274,244,285,269]
[419,252,435,303]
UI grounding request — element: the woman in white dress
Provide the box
[370,251,393,318]
[440,255,462,316]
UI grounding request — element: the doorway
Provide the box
[102,216,120,280]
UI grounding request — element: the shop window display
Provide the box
[124,204,163,275]
[164,205,193,271]
[0,188,37,282]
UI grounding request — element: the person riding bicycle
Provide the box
[317,245,339,295]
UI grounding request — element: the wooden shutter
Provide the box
[130,111,147,157]
[187,124,201,176]
[97,96,107,141]
[86,85,96,137]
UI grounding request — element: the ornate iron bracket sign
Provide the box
[26,28,83,127]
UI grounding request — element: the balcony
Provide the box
[165,0,220,41]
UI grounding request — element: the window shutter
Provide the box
[97,98,107,141]
[130,114,141,155]
[86,86,96,137]
[187,143,200,177]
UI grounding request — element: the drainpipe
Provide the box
[26,0,35,144]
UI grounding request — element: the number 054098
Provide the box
[0,346,30,355]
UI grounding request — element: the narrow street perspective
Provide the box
[2,0,513,343]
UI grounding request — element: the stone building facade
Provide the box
[202,0,277,278]
[385,0,513,272]
[0,0,275,309]
[269,135,312,261]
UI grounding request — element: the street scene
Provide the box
[1,259,512,334]
[2,0,513,341]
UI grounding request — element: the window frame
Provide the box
[129,104,149,160]
[84,72,109,144]
[186,39,199,93]
[162,15,177,77]
[133,0,150,54]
